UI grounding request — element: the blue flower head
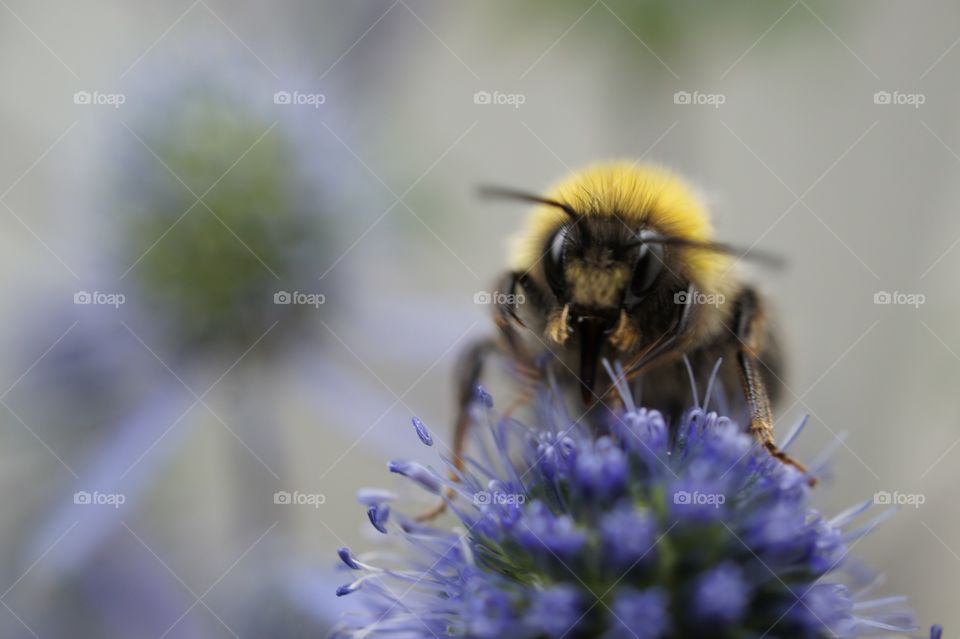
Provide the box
[333,368,939,638]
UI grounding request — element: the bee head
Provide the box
[539,216,690,400]
[480,169,783,403]
[543,219,676,320]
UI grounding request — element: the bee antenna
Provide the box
[478,185,579,220]
[642,236,786,269]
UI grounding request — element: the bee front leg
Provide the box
[417,272,540,522]
[732,288,813,482]
[415,336,501,522]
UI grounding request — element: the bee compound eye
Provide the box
[549,226,567,265]
[629,241,664,298]
[544,226,569,296]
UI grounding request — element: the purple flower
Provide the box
[332,375,938,638]
[516,500,588,559]
[524,585,583,636]
[691,563,749,625]
[605,587,671,639]
[573,435,629,500]
[599,506,657,570]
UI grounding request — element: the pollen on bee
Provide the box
[608,309,640,352]
[545,304,571,345]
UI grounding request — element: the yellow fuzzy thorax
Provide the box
[508,162,734,295]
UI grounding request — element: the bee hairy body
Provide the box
[419,162,807,522]
[503,262,785,427]
[503,163,784,413]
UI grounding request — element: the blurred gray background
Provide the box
[0,1,957,636]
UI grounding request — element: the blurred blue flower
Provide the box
[333,370,938,638]
[115,77,338,359]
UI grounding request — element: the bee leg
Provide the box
[496,270,545,385]
[732,288,815,484]
[416,337,501,522]
[417,273,541,521]
[502,271,548,414]
[503,366,540,418]
[613,284,699,399]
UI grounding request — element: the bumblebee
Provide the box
[444,162,809,487]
